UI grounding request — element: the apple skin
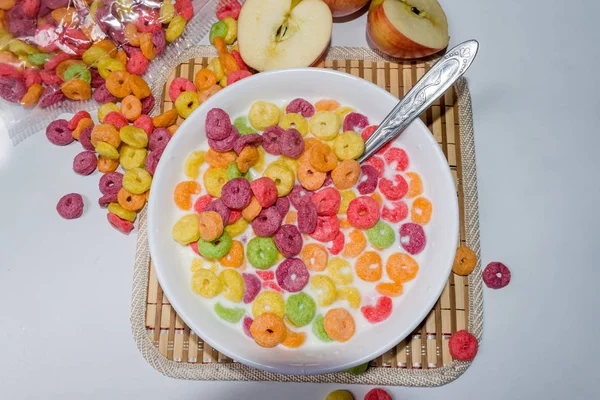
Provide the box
[322,0,370,17]
[367,2,446,59]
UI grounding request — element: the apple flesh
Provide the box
[367,0,449,59]
[238,0,333,72]
[322,0,370,17]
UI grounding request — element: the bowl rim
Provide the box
[148,67,459,375]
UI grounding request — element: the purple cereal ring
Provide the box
[141,94,155,114]
[251,207,283,237]
[274,224,303,258]
[233,133,263,155]
[286,98,315,118]
[56,193,84,219]
[297,201,318,234]
[73,151,97,175]
[90,68,104,88]
[357,165,379,195]
[399,223,426,255]
[276,258,309,292]
[242,273,261,304]
[46,119,74,146]
[280,128,305,159]
[151,29,166,55]
[148,128,171,152]
[0,77,26,103]
[8,6,37,37]
[79,126,94,151]
[275,196,290,218]
[261,125,284,155]
[39,84,64,108]
[343,112,369,133]
[208,126,239,152]
[483,262,511,289]
[205,108,232,140]
[98,192,118,208]
[93,83,117,104]
[221,178,252,210]
[44,0,70,9]
[204,199,231,226]
[289,184,313,209]
[99,172,123,195]
[144,149,163,176]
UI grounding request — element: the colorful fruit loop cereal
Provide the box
[483,261,511,289]
[364,388,393,400]
[171,99,435,349]
[448,330,479,361]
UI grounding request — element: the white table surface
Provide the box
[1,1,600,398]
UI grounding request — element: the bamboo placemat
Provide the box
[131,47,483,386]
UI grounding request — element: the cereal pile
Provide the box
[325,388,392,400]
[171,98,435,349]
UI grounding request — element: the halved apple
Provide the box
[367,0,450,59]
[322,0,370,17]
[238,0,333,72]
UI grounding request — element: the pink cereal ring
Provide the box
[483,262,511,289]
[73,151,97,175]
[56,193,84,220]
[216,0,242,20]
[168,77,197,102]
[107,212,135,234]
[286,98,315,118]
[46,119,73,146]
[227,69,252,85]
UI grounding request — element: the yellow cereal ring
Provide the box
[336,286,361,309]
[184,151,205,179]
[248,101,280,130]
[203,167,228,197]
[310,275,336,307]
[263,162,294,197]
[335,106,355,121]
[219,269,244,303]
[123,167,152,194]
[224,218,248,237]
[94,141,120,160]
[279,113,308,136]
[333,131,364,160]
[252,291,285,318]
[98,103,120,123]
[328,257,353,285]
[338,190,356,214]
[172,214,200,245]
[107,202,137,222]
[119,145,147,170]
[309,111,340,140]
[191,269,222,298]
[119,126,148,148]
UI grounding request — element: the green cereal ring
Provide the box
[312,314,333,342]
[209,20,228,44]
[28,53,49,66]
[285,292,316,327]
[227,162,243,179]
[247,236,278,269]
[344,362,369,375]
[234,116,256,135]
[64,64,92,84]
[214,302,245,323]
[366,220,395,249]
[197,231,232,259]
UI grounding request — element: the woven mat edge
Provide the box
[130,46,483,387]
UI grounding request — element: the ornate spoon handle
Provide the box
[358,40,479,163]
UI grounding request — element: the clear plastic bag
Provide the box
[0,0,222,145]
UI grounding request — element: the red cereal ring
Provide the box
[135,8,161,33]
[168,77,196,102]
[311,187,341,216]
[364,388,393,400]
[361,125,377,141]
[381,201,408,223]
[68,110,91,131]
[126,50,149,75]
[379,174,408,201]
[133,114,154,136]
[216,0,242,20]
[175,0,194,21]
[448,330,478,361]
[483,262,511,289]
[227,69,252,85]
[23,68,41,88]
[347,196,380,229]
[251,177,278,208]
[309,215,340,242]
[56,193,84,220]
[343,112,369,133]
[360,296,392,324]
[231,50,249,71]
[384,147,409,171]
[193,194,214,214]
[327,231,345,255]
[365,156,384,177]
[103,112,129,130]
[107,212,135,234]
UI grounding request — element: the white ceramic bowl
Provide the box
[148,68,458,375]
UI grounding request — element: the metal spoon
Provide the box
[358,40,479,163]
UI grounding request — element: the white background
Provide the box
[1,0,599,398]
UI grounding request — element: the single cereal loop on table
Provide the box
[309,111,340,141]
[263,162,295,196]
[242,196,263,221]
[406,172,423,198]
[153,109,178,128]
[281,328,306,349]
[366,220,396,249]
[123,167,152,194]
[94,142,120,160]
[310,275,337,307]
[107,203,137,223]
[411,196,433,225]
[315,99,340,112]
[172,214,200,245]
[331,160,360,190]
[203,167,229,197]
[173,181,201,210]
[337,190,357,214]
[452,246,478,276]
[117,187,146,212]
[72,151,97,175]
[250,312,287,348]
[219,269,245,303]
[386,253,419,283]
[323,308,355,342]
[61,79,91,100]
[191,269,222,298]
[56,193,84,220]
[328,257,354,285]
[218,240,244,268]
[248,101,280,130]
[336,286,361,309]
[197,211,224,241]
[105,71,131,98]
[309,142,338,172]
[184,151,205,179]
[448,330,479,361]
[483,261,511,289]
[312,314,333,342]
[297,160,327,191]
[237,146,260,173]
[364,388,392,400]
[206,148,237,168]
[175,90,200,118]
[246,236,278,269]
[121,95,143,121]
[376,282,404,297]
[195,68,217,91]
[98,156,119,173]
[333,131,365,160]
[225,218,249,237]
[252,291,285,318]
[300,243,328,272]
[342,229,367,258]
[214,302,245,323]
[355,251,383,282]
[285,292,316,327]
[279,113,308,136]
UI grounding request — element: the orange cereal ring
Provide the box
[51,7,77,26]
[376,282,404,297]
[300,243,328,272]
[97,156,119,172]
[205,148,237,168]
[250,312,287,348]
[323,308,355,342]
[72,117,94,140]
[173,181,202,210]
[355,251,382,282]
[195,69,217,91]
[237,146,259,173]
[331,159,360,190]
[342,229,367,258]
[153,109,178,128]
[198,85,222,103]
[61,79,91,100]
[315,99,340,112]
[242,196,262,221]
[117,187,146,211]
[406,172,423,198]
[452,246,478,276]
[218,240,244,268]
[299,138,321,163]
[129,74,151,99]
[56,60,85,81]
[120,95,142,121]
[198,210,224,241]
[115,49,128,67]
[411,197,432,225]
[20,83,44,107]
[386,253,419,283]
[309,142,337,172]
[285,210,297,224]
[297,160,326,191]
[91,124,120,148]
[168,125,178,135]
[106,71,131,98]
[339,218,352,229]
[95,39,117,57]
[281,328,306,348]
[139,33,156,60]
[125,23,141,46]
